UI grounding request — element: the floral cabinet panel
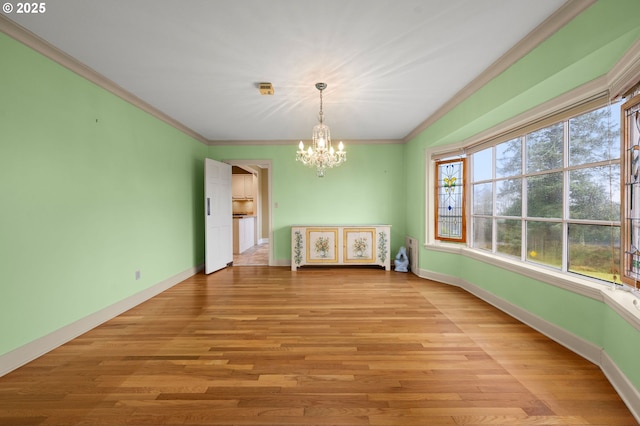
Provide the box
[343,228,375,263]
[291,225,390,271]
[306,228,338,263]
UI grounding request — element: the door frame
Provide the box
[226,159,273,266]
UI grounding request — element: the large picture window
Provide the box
[469,101,621,283]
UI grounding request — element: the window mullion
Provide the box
[492,147,497,253]
[522,135,528,261]
[445,99,622,283]
[562,120,570,273]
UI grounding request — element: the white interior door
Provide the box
[205,158,233,274]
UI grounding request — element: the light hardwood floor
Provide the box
[233,243,269,266]
[0,267,636,425]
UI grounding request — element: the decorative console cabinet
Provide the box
[291,225,391,271]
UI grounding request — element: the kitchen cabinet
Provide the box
[232,175,254,199]
[291,225,391,271]
[233,216,255,254]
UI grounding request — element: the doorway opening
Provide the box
[226,160,272,266]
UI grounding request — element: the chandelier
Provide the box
[296,82,346,177]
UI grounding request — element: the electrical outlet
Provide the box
[135,270,141,280]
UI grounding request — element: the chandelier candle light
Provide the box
[296,82,346,177]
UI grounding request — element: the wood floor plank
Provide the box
[0,267,636,425]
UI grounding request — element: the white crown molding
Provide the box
[0,15,209,145]
[404,0,597,142]
[426,47,640,157]
[426,35,640,156]
[2,1,599,149]
[456,76,609,151]
[209,139,302,146]
[208,139,297,146]
[207,138,403,146]
[608,37,640,99]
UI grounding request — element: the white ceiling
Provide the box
[6,0,568,143]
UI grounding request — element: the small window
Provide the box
[622,93,640,285]
[435,158,466,242]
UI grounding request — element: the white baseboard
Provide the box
[602,351,640,423]
[0,264,203,377]
[417,266,640,423]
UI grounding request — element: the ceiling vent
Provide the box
[258,82,274,95]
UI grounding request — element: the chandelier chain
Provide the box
[319,86,324,124]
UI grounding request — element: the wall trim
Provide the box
[208,139,403,146]
[414,267,601,363]
[0,15,209,146]
[0,15,405,148]
[422,23,640,160]
[424,76,609,161]
[602,351,640,424]
[403,0,597,142]
[609,37,640,99]
[423,243,640,330]
[415,265,640,423]
[0,264,204,378]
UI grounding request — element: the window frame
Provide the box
[467,106,622,282]
[423,35,640,287]
[434,157,467,243]
[621,93,640,286]
[426,93,624,286]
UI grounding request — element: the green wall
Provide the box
[0,25,406,361]
[405,0,640,397]
[0,33,208,356]
[210,143,406,263]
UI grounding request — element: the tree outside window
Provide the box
[470,101,621,282]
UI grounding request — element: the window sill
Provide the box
[424,242,640,331]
